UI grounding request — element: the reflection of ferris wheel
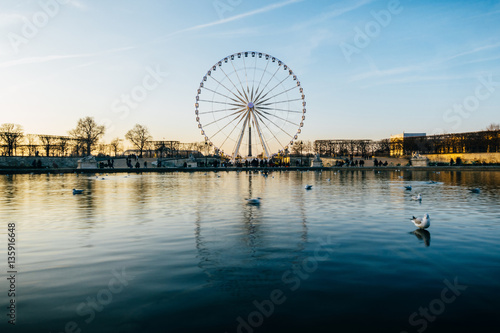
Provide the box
[195,51,306,159]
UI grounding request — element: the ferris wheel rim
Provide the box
[195,51,306,159]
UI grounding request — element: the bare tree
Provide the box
[38,135,57,156]
[304,140,313,156]
[378,139,391,156]
[485,123,500,131]
[57,137,70,156]
[109,137,123,156]
[0,123,24,156]
[69,117,105,156]
[25,134,39,156]
[125,124,152,157]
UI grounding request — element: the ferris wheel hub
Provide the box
[247,102,254,109]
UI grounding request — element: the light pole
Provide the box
[300,141,303,166]
[205,142,208,167]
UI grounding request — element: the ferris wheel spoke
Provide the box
[203,108,246,127]
[250,85,255,104]
[255,108,298,126]
[255,106,303,114]
[202,86,243,105]
[255,84,297,105]
[230,59,249,102]
[198,106,241,115]
[253,109,296,139]
[253,111,286,150]
[252,55,258,84]
[254,75,292,105]
[198,99,245,108]
[220,111,248,148]
[256,98,303,106]
[205,76,247,105]
[219,66,248,102]
[254,58,270,98]
[253,65,280,102]
[210,111,247,139]
[242,55,250,95]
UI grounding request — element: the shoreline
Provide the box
[1,165,500,175]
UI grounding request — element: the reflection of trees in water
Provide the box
[74,177,97,229]
[0,174,18,206]
[194,173,308,298]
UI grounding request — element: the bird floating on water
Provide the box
[469,188,480,193]
[411,214,430,229]
[411,193,422,201]
[72,189,84,195]
[246,197,261,205]
[305,185,313,190]
[428,180,438,184]
[326,178,331,181]
[405,185,412,191]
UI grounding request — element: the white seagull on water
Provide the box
[411,214,430,229]
[411,193,422,201]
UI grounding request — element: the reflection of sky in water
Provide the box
[0,170,499,333]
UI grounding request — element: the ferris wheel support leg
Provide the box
[233,114,248,160]
[252,114,270,158]
[248,123,252,157]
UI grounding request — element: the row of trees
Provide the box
[2,119,499,158]
[0,118,222,158]
[0,118,155,157]
[313,139,390,157]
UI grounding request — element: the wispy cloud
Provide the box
[350,63,426,82]
[67,0,88,10]
[155,0,303,41]
[0,12,24,28]
[350,40,500,85]
[442,41,500,63]
[292,0,375,31]
[0,46,135,69]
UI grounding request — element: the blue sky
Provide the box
[1,0,499,146]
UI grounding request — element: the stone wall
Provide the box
[423,152,500,164]
[0,156,80,168]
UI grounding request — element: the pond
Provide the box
[0,170,499,333]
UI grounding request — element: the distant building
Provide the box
[390,132,426,156]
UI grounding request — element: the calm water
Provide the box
[1,170,499,333]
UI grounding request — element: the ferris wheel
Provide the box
[195,51,306,160]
